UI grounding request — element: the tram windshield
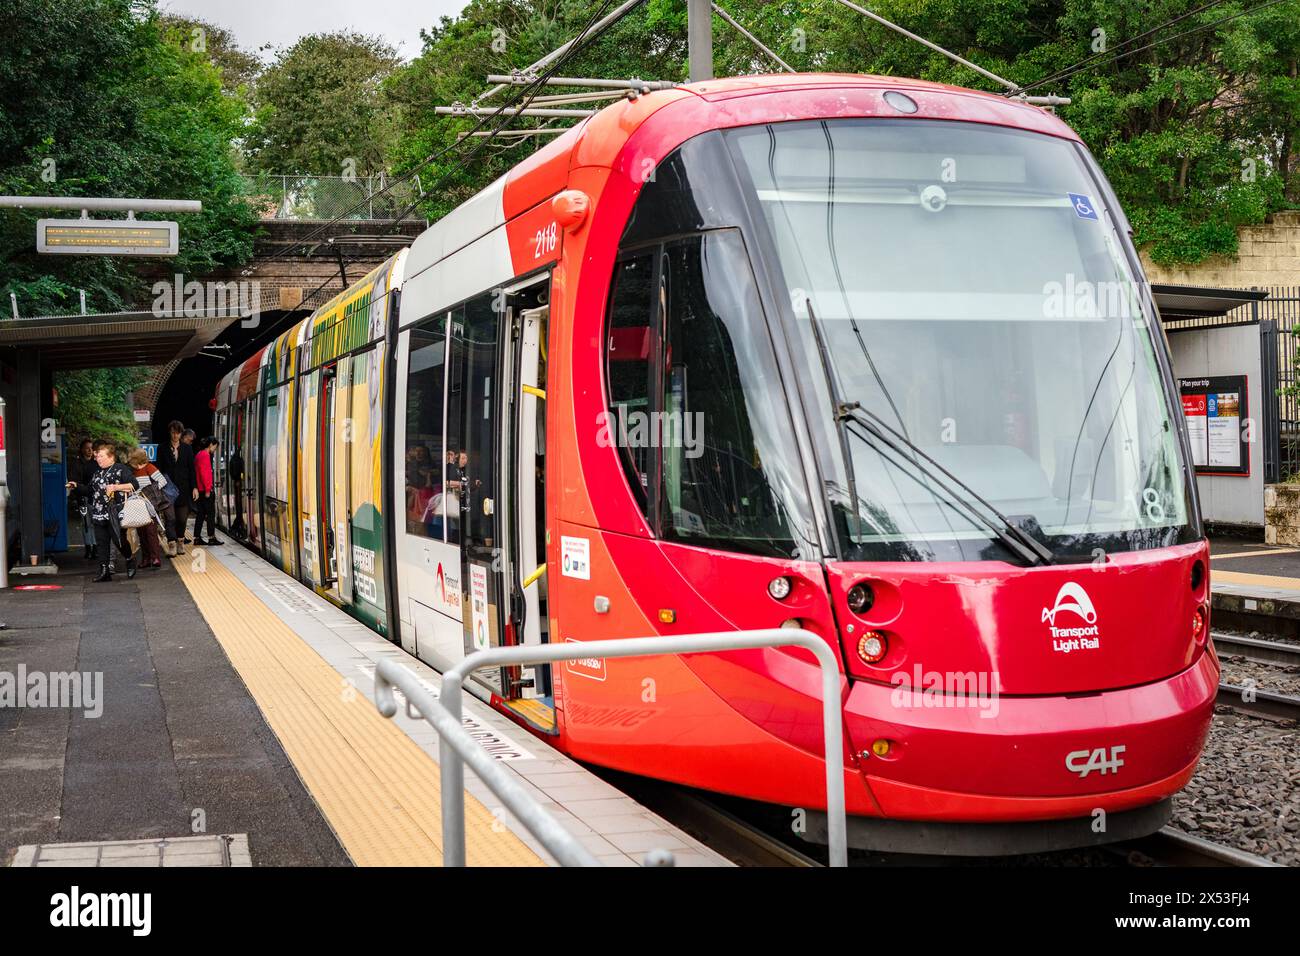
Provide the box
[730,118,1194,562]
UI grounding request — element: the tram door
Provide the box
[455,278,550,707]
[244,397,262,551]
[322,358,352,603]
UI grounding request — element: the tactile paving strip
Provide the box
[175,553,542,867]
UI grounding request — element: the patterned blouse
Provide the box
[84,462,135,523]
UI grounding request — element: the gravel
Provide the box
[1218,655,1300,698]
[1169,708,1300,865]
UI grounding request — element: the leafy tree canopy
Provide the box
[243,31,402,178]
[385,0,1299,264]
[0,0,259,441]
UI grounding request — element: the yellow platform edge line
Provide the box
[175,552,543,867]
[1212,568,1300,592]
[1210,548,1300,561]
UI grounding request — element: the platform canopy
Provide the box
[1151,284,1270,323]
[0,309,241,370]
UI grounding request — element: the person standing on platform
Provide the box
[158,420,197,546]
[69,438,99,561]
[66,440,137,582]
[126,448,170,568]
[193,436,223,546]
[229,445,246,539]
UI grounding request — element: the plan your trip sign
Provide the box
[1179,375,1250,476]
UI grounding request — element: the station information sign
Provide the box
[1179,375,1250,476]
[37,218,178,256]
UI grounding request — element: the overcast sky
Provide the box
[158,0,470,61]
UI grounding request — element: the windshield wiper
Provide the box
[837,401,1055,566]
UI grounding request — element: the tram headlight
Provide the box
[847,583,874,615]
[857,631,888,664]
[1191,606,1207,643]
[768,576,792,600]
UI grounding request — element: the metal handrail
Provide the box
[373,658,600,866]
[437,628,849,867]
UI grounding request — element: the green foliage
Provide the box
[56,366,151,447]
[385,0,1300,264]
[0,0,260,442]
[243,32,402,177]
[0,0,259,316]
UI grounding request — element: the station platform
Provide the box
[1208,537,1300,637]
[0,545,728,868]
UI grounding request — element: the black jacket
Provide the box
[73,462,135,523]
[158,440,196,498]
[68,456,98,502]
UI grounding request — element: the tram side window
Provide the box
[659,232,798,556]
[606,253,657,508]
[604,230,801,558]
[446,295,499,547]
[406,315,447,539]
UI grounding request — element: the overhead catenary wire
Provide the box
[246,0,631,274]
[1016,0,1296,94]
[831,0,1021,92]
[381,0,640,227]
[1017,0,1232,94]
[711,3,796,73]
[477,0,650,101]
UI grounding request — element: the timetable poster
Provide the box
[1178,375,1249,476]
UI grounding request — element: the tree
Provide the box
[159,13,266,95]
[385,0,1300,265]
[56,367,152,447]
[0,0,260,441]
[244,32,402,177]
[0,0,259,315]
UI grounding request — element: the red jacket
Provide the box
[195,449,214,493]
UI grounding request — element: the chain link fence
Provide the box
[239,173,425,221]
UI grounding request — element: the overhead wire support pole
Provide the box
[688,0,713,81]
[711,3,796,73]
[478,0,649,101]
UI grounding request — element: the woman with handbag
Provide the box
[126,448,170,568]
[66,440,137,582]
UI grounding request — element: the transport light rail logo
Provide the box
[1042,581,1101,653]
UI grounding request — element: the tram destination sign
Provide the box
[36,218,178,256]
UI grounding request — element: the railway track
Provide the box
[1212,631,1300,666]
[1216,683,1300,720]
[1212,631,1300,720]
[1117,827,1283,867]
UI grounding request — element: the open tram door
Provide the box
[457,275,552,732]
[311,359,353,605]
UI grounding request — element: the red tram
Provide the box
[214,74,1217,853]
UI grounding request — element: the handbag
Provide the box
[160,474,180,504]
[119,491,156,529]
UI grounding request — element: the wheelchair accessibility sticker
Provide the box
[1068,193,1099,221]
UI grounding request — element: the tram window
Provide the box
[446,294,499,548]
[658,232,799,557]
[606,253,656,507]
[406,315,447,539]
[603,231,803,558]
